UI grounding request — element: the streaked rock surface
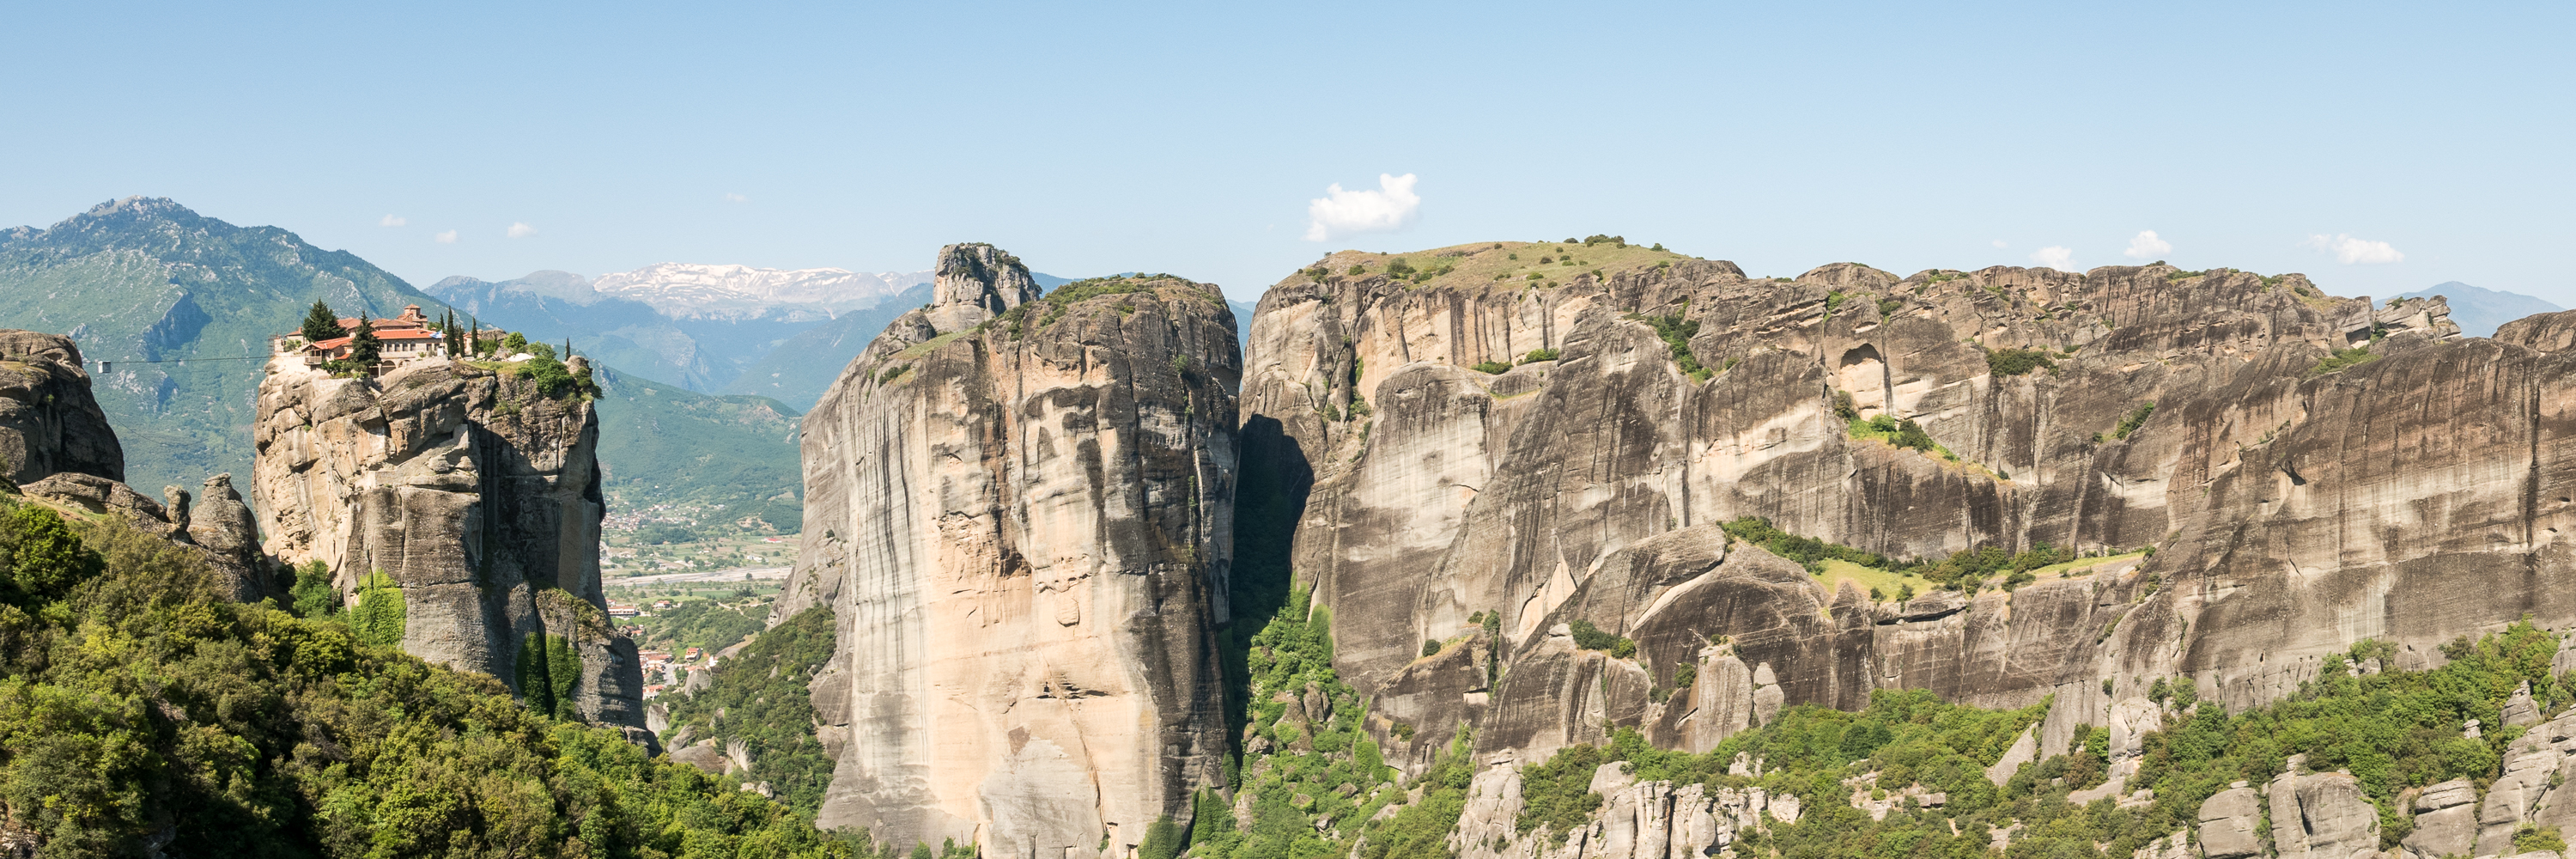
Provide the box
[781,244,1238,856]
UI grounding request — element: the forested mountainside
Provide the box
[0,198,803,521]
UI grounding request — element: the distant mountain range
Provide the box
[2397,281,2565,338]
[592,262,923,320]
[0,198,804,523]
[432,265,1078,410]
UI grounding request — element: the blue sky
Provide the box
[3,2,2568,305]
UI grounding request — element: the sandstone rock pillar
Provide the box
[251,356,648,741]
[784,245,1236,856]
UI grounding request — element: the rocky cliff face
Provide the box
[779,243,1238,856]
[1239,242,2534,777]
[251,354,649,741]
[1,328,266,598]
[0,330,124,486]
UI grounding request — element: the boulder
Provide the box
[2199,786,2264,859]
[2269,770,2379,859]
[2406,778,2481,858]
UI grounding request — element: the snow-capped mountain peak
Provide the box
[589,262,931,320]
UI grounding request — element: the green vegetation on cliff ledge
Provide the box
[661,606,839,816]
[1719,516,2129,595]
[1509,624,2563,859]
[0,500,854,857]
[1984,347,2057,376]
[1626,302,1712,381]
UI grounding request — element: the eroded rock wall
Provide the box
[782,244,1236,856]
[251,356,647,740]
[1240,246,2564,773]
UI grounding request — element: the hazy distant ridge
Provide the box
[2397,281,2563,338]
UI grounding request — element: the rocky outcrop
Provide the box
[781,244,1238,856]
[0,331,123,486]
[2197,785,2264,859]
[2,329,267,597]
[250,354,648,741]
[1236,244,2558,771]
[1451,759,1801,859]
[2269,763,2380,859]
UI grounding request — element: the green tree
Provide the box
[289,559,337,617]
[348,309,382,366]
[1138,814,1187,859]
[517,632,584,718]
[349,570,405,647]
[3,503,93,606]
[299,300,339,343]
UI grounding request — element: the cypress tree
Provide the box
[349,310,381,367]
[300,301,339,344]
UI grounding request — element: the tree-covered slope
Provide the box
[0,495,855,856]
[591,365,802,532]
[0,198,439,491]
[659,606,838,816]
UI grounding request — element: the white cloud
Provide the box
[434,229,459,244]
[1991,240,2008,248]
[2030,247,2077,271]
[1303,173,1420,242]
[2123,230,2172,259]
[380,214,407,228]
[723,192,749,204]
[507,222,538,239]
[2303,233,2403,265]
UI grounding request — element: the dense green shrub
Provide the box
[288,558,337,618]
[348,570,404,648]
[1522,347,1561,363]
[1987,347,2057,376]
[1470,360,1513,375]
[1851,413,1941,454]
[1628,303,1711,381]
[3,503,96,607]
[2113,402,2158,440]
[1721,515,1890,573]
[2314,345,2379,375]
[2518,825,2567,854]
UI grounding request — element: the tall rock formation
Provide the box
[1237,241,2543,771]
[780,243,1237,856]
[2,328,267,598]
[0,330,125,486]
[251,353,650,741]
